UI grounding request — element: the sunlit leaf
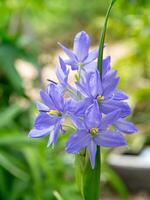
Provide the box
[0,104,23,128]
[0,153,29,181]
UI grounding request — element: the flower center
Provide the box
[96,95,104,103]
[78,63,84,68]
[90,128,99,137]
[48,109,62,117]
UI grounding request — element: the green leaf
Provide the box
[53,191,64,200]
[0,167,9,200]
[97,0,117,78]
[0,134,33,146]
[10,179,28,200]
[23,147,43,200]
[0,104,23,128]
[0,153,29,181]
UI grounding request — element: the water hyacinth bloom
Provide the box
[76,69,131,118]
[66,101,127,168]
[29,30,138,169]
[58,31,98,70]
[29,83,67,146]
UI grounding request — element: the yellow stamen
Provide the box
[90,128,99,136]
[96,95,104,103]
[48,110,62,116]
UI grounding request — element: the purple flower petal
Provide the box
[65,59,78,70]
[102,56,111,77]
[56,57,69,86]
[28,127,51,138]
[68,113,85,129]
[103,100,131,118]
[114,118,138,134]
[82,62,97,72]
[34,113,59,130]
[90,71,102,97]
[68,98,92,117]
[116,102,131,117]
[36,101,50,112]
[78,70,102,98]
[73,31,90,61]
[66,130,90,154]
[58,42,77,61]
[47,83,65,112]
[101,109,121,129]
[78,70,93,96]
[40,90,54,109]
[85,101,101,129]
[102,70,117,88]
[76,82,90,97]
[94,131,127,147]
[59,57,67,72]
[84,48,98,64]
[101,100,131,118]
[113,90,128,100]
[47,123,61,146]
[88,140,97,169]
[101,101,117,114]
[103,77,120,97]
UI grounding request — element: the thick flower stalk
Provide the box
[29,1,138,199]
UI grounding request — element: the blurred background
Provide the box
[0,0,150,199]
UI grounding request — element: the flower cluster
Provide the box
[29,31,138,168]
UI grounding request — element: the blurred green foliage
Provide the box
[0,0,150,199]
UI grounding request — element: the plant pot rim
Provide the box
[107,147,150,169]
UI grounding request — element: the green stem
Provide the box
[97,0,117,79]
[83,147,101,200]
[75,147,101,200]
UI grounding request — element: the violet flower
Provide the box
[29,83,67,146]
[76,69,131,118]
[66,101,126,168]
[28,31,138,169]
[58,31,98,70]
